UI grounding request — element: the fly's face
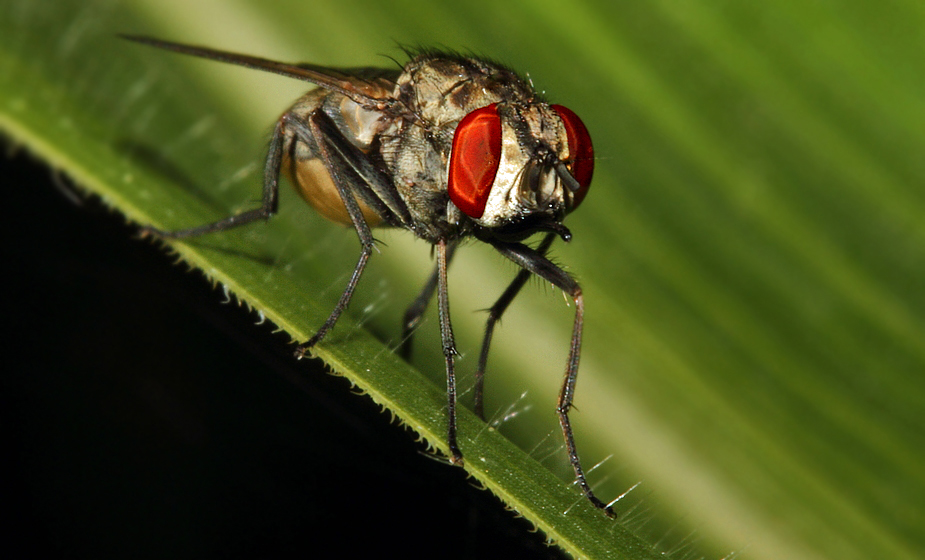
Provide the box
[446,100,593,236]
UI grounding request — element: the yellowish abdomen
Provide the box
[283,152,384,227]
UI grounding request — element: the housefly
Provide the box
[122,35,613,516]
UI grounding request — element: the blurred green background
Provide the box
[2,1,923,559]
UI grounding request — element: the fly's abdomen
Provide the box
[281,90,387,227]
[284,154,384,227]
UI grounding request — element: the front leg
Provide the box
[489,239,615,517]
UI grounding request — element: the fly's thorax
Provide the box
[396,53,535,128]
[380,118,457,241]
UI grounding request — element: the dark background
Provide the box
[2,149,566,559]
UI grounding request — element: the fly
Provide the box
[122,35,613,516]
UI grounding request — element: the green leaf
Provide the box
[3,1,923,559]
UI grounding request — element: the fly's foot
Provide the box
[293,333,324,359]
[448,440,463,466]
[138,226,160,239]
[585,493,617,518]
[138,225,176,240]
[293,343,312,360]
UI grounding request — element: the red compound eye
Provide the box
[448,103,502,219]
[551,104,593,208]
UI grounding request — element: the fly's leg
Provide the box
[473,233,556,420]
[140,119,285,238]
[284,109,411,354]
[490,239,615,517]
[433,239,463,463]
[143,100,410,353]
[399,242,457,360]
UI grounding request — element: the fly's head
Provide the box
[447,101,593,242]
